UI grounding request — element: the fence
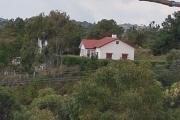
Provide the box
[0,70,93,86]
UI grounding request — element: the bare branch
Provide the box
[139,0,180,7]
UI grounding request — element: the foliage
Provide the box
[154,50,180,86]
[165,82,180,107]
[29,108,55,120]
[1,9,180,120]
[0,87,20,120]
[155,63,180,87]
[20,41,36,73]
[62,55,110,71]
[30,88,69,120]
[0,10,84,73]
[1,61,180,120]
[126,21,160,48]
[167,49,180,64]
[69,61,165,120]
[87,19,124,39]
[0,41,11,66]
[152,12,180,54]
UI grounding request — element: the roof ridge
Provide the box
[81,37,134,49]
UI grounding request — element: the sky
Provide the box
[0,0,179,25]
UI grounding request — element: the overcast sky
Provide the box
[0,0,179,25]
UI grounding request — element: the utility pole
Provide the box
[139,0,180,7]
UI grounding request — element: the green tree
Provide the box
[167,49,180,64]
[126,21,160,48]
[165,81,180,107]
[20,41,36,73]
[0,41,10,66]
[69,62,165,120]
[0,87,20,120]
[152,12,180,54]
[156,49,180,86]
[87,19,124,39]
[29,108,55,120]
[30,88,69,120]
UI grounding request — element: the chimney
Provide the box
[112,34,117,39]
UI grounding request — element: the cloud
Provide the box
[0,0,179,25]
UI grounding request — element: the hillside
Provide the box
[0,10,180,120]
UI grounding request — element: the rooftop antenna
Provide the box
[139,0,180,7]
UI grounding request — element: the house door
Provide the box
[106,53,112,59]
[122,54,128,60]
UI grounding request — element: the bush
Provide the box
[30,88,69,120]
[62,55,109,71]
[167,49,180,64]
[165,82,180,107]
[0,87,20,120]
[29,108,55,120]
[69,61,165,120]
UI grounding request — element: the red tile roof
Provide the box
[81,37,116,49]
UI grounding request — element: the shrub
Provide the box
[69,61,165,120]
[0,87,20,120]
[62,55,109,71]
[31,88,69,120]
[165,82,180,107]
[29,108,55,120]
[167,49,180,64]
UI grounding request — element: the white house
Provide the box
[79,35,135,60]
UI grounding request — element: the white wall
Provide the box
[80,44,95,57]
[96,40,134,60]
[80,44,87,57]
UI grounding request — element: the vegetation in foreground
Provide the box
[0,59,180,120]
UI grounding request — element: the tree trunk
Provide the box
[139,0,180,7]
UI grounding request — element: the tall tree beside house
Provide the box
[152,11,180,55]
[126,28,146,47]
[125,21,160,48]
[47,11,83,55]
[87,19,124,39]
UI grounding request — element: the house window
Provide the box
[106,53,112,59]
[116,41,119,44]
[122,54,128,60]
